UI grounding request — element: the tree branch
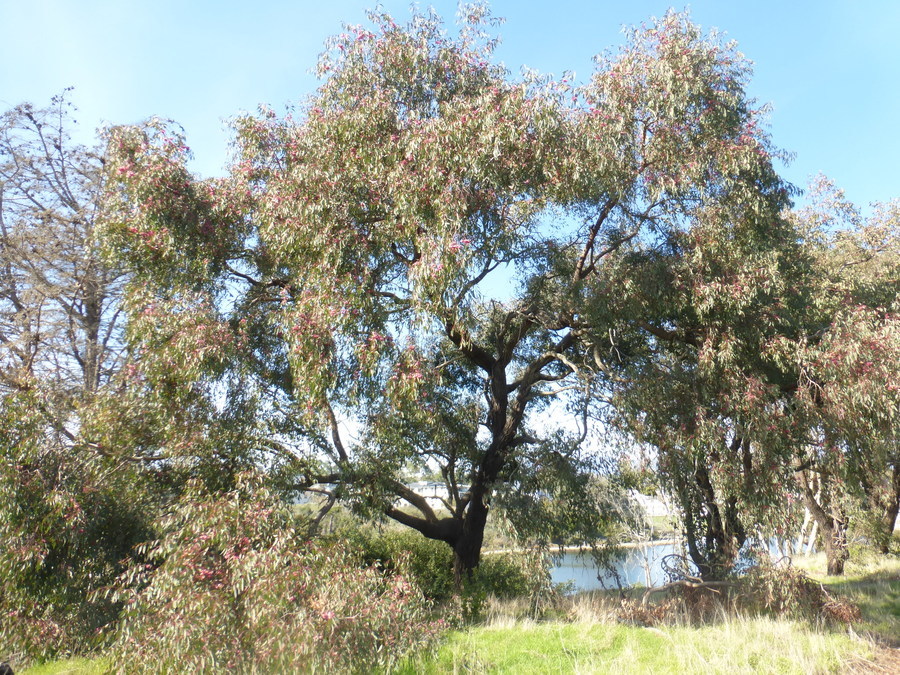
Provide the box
[574,197,618,281]
[389,479,439,523]
[322,398,349,462]
[443,317,496,372]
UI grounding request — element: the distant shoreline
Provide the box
[483,539,677,555]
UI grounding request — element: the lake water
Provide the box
[551,537,807,591]
[549,542,676,591]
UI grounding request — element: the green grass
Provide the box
[20,658,108,675]
[18,626,865,675]
[397,553,900,674]
[396,617,863,674]
[17,553,900,674]
[646,515,678,539]
[795,550,900,647]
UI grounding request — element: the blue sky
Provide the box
[2,1,897,211]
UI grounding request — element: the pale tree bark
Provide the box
[799,470,848,575]
[0,95,126,409]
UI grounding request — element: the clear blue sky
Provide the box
[2,1,898,211]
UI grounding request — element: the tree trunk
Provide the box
[805,519,818,555]
[675,466,745,581]
[877,463,900,554]
[452,497,489,584]
[821,517,849,575]
[799,471,848,576]
[384,456,498,588]
[81,266,104,397]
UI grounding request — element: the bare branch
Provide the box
[389,479,439,523]
[574,198,617,281]
[322,398,349,463]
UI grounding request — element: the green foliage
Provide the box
[109,476,445,673]
[98,5,808,576]
[347,525,552,622]
[6,9,900,674]
[351,527,456,601]
[0,391,156,663]
[478,552,548,602]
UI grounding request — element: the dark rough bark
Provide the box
[676,463,747,581]
[875,463,900,554]
[384,462,497,587]
[452,496,489,583]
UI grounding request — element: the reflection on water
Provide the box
[551,538,806,591]
[550,542,675,591]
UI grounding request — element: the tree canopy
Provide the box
[100,7,802,576]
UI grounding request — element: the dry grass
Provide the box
[400,613,867,674]
[399,554,900,674]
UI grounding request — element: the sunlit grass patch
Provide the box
[398,615,868,674]
[20,657,108,675]
[793,551,900,646]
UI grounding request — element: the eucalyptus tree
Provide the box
[599,174,900,578]
[103,7,793,577]
[586,179,807,579]
[790,184,900,565]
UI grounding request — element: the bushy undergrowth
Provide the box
[0,393,155,664]
[108,478,445,673]
[348,526,555,621]
[736,558,861,624]
[620,557,864,627]
[352,528,456,601]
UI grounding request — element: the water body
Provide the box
[550,541,676,591]
[551,538,809,592]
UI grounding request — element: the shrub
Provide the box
[109,477,445,673]
[616,597,677,626]
[478,551,545,600]
[350,526,553,621]
[0,392,155,664]
[352,528,456,601]
[649,557,864,626]
[736,559,861,625]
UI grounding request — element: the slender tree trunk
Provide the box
[821,517,849,575]
[805,519,818,555]
[799,471,848,575]
[877,463,900,554]
[795,507,810,553]
[82,269,103,397]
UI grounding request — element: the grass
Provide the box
[397,617,862,674]
[20,658,108,675]
[14,552,900,674]
[18,626,866,675]
[796,549,900,647]
[646,515,678,539]
[397,552,900,674]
